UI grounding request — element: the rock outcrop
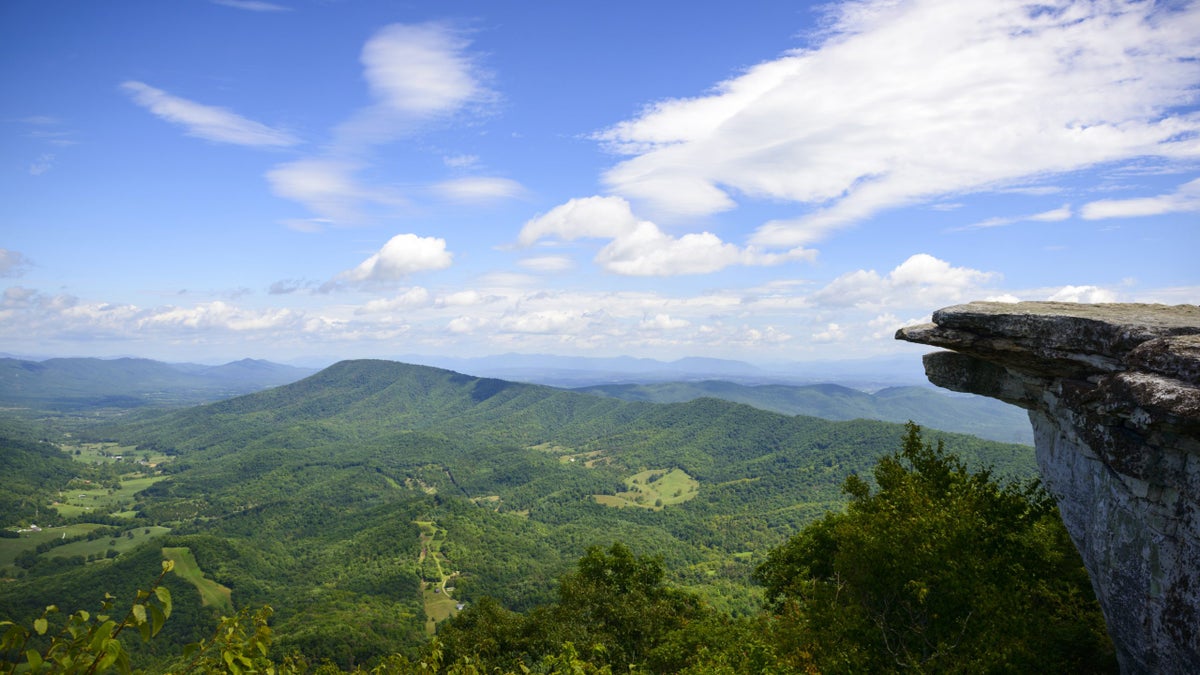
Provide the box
[897,301,1200,674]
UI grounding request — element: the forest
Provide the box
[0,360,1112,672]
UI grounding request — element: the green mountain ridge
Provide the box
[1,359,1039,668]
[574,379,1033,445]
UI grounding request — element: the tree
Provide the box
[755,423,1116,673]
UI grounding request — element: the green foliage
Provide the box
[0,560,173,675]
[754,422,1116,673]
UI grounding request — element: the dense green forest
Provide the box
[0,360,1097,673]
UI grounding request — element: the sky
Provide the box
[2,0,1198,366]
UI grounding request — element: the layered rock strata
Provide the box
[896,301,1200,674]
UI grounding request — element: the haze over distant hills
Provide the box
[0,356,316,410]
[575,381,1032,445]
[395,352,929,389]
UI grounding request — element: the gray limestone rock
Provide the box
[897,301,1200,674]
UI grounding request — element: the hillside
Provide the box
[575,380,1033,445]
[1,359,1038,667]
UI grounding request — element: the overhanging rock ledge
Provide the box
[897,301,1200,674]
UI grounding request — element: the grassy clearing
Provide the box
[48,526,172,560]
[415,520,459,634]
[0,524,107,567]
[163,546,233,613]
[52,474,167,518]
[593,468,700,511]
[62,442,167,466]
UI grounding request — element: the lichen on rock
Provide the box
[897,301,1200,674]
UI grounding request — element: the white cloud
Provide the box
[592,0,1200,244]
[1046,285,1119,303]
[811,322,846,343]
[517,256,574,273]
[433,176,525,203]
[443,154,480,169]
[268,23,495,224]
[267,159,372,223]
[121,81,299,147]
[639,314,690,330]
[0,249,33,277]
[358,287,432,313]
[1081,178,1200,219]
[361,23,492,118]
[211,0,290,11]
[519,196,815,276]
[955,204,1074,231]
[337,234,453,284]
[813,253,997,310]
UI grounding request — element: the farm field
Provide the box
[594,468,699,510]
[0,524,107,567]
[48,526,172,560]
[52,475,167,518]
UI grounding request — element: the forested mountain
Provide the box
[0,357,315,411]
[574,380,1033,445]
[0,359,1040,668]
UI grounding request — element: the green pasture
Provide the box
[594,468,699,511]
[415,520,459,634]
[163,546,234,613]
[0,524,107,567]
[52,474,167,518]
[61,442,151,465]
[46,526,172,560]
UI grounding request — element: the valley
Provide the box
[0,358,1041,669]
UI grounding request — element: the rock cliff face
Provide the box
[897,302,1200,674]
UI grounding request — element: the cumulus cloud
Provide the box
[813,253,997,310]
[121,81,299,147]
[518,196,814,276]
[640,314,690,330]
[1046,285,1118,303]
[593,0,1200,244]
[0,249,33,278]
[336,234,453,285]
[358,287,432,313]
[1081,178,1200,219]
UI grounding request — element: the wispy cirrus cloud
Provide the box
[593,0,1200,247]
[211,0,290,11]
[121,81,300,147]
[272,22,521,225]
[1081,178,1200,219]
[951,204,1072,231]
[433,176,526,203]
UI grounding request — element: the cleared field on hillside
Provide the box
[594,468,699,510]
[163,546,233,613]
[0,524,107,567]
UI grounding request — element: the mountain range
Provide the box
[1,359,1037,666]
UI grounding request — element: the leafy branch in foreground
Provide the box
[1,560,174,675]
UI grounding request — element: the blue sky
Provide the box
[2,0,1198,365]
